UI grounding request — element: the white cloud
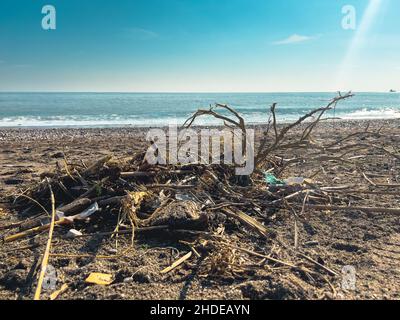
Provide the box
[272,34,316,45]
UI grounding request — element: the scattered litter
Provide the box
[4,92,400,299]
[66,229,83,239]
[284,177,309,185]
[123,277,133,283]
[264,173,286,186]
[85,273,113,286]
[175,193,196,201]
[72,202,99,221]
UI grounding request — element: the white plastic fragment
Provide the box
[75,202,99,220]
[66,229,83,238]
[175,193,195,201]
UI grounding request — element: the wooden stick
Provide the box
[297,253,338,276]
[222,208,269,238]
[82,155,113,177]
[120,172,156,178]
[34,181,56,300]
[13,194,50,216]
[57,198,91,215]
[50,283,68,301]
[362,172,376,186]
[120,170,192,178]
[77,177,109,199]
[72,225,170,238]
[3,219,70,243]
[306,204,400,215]
[375,184,400,188]
[160,251,193,274]
[98,196,125,207]
[147,184,195,189]
[324,190,400,196]
[0,221,24,231]
[219,242,297,269]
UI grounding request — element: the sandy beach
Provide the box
[0,119,399,300]
[2,0,400,308]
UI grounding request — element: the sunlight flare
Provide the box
[335,0,385,90]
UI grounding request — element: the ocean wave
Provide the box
[1,108,400,128]
[340,108,400,120]
[0,116,192,128]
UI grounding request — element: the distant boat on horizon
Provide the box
[390,89,397,92]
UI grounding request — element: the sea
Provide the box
[0,92,399,128]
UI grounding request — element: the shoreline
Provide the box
[0,118,399,131]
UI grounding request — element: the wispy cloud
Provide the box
[272,34,316,45]
[125,27,159,40]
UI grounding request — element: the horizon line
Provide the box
[0,90,396,94]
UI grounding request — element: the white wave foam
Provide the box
[340,108,400,120]
[0,116,191,128]
[1,107,400,128]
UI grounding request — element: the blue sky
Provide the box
[0,0,398,92]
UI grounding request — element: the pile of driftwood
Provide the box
[2,92,400,299]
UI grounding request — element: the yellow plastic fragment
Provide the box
[85,273,113,286]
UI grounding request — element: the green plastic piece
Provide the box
[264,173,286,186]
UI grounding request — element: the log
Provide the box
[98,196,125,207]
[57,198,91,215]
[82,155,113,177]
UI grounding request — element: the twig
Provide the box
[34,180,56,300]
[221,208,270,238]
[306,204,400,215]
[50,284,68,301]
[160,251,193,274]
[147,184,195,189]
